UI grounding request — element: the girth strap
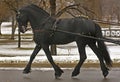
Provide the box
[49,19,60,36]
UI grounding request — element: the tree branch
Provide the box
[56,3,96,18]
[3,0,18,13]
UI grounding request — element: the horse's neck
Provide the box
[29,14,49,29]
[31,16,56,32]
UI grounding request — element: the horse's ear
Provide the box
[16,11,21,17]
[17,11,21,15]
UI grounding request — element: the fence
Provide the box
[102,29,120,38]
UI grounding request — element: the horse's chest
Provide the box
[33,32,50,44]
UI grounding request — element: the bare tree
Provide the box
[3,0,19,39]
[0,1,10,35]
[49,0,57,55]
[74,0,102,19]
[0,22,2,35]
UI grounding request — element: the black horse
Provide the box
[16,4,112,78]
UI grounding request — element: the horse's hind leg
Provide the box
[23,45,41,74]
[42,44,64,78]
[72,41,87,77]
[88,43,109,78]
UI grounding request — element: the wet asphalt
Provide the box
[0,68,120,82]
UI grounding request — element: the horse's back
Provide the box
[57,17,96,36]
[49,17,97,44]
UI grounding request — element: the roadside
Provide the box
[0,61,120,68]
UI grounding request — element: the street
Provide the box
[0,68,120,82]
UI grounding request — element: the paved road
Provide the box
[0,68,120,82]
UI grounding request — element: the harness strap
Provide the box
[33,19,59,37]
[49,19,60,37]
[52,19,58,31]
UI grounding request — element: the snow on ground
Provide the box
[1,47,120,63]
[0,22,120,63]
[1,22,32,34]
[0,40,120,63]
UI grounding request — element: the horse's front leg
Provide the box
[42,44,64,78]
[23,45,41,74]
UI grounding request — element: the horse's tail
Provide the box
[95,23,112,67]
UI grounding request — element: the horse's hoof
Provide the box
[55,74,61,79]
[23,70,31,74]
[55,73,61,79]
[72,71,80,77]
[55,70,64,79]
[103,71,109,78]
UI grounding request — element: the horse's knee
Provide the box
[80,55,87,62]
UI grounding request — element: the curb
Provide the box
[0,62,120,68]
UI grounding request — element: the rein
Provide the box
[50,28,120,45]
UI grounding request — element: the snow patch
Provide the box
[0,55,120,64]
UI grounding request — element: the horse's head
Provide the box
[16,10,28,33]
[16,4,50,33]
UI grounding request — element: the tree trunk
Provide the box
[49,0,57,55]
[0,22,2,35]
[18,28,21,48]
[49,0,56,16]
[11,15,17,39]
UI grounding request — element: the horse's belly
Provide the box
[49,36,75,45]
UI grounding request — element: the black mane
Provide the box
[19,4,50,17]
